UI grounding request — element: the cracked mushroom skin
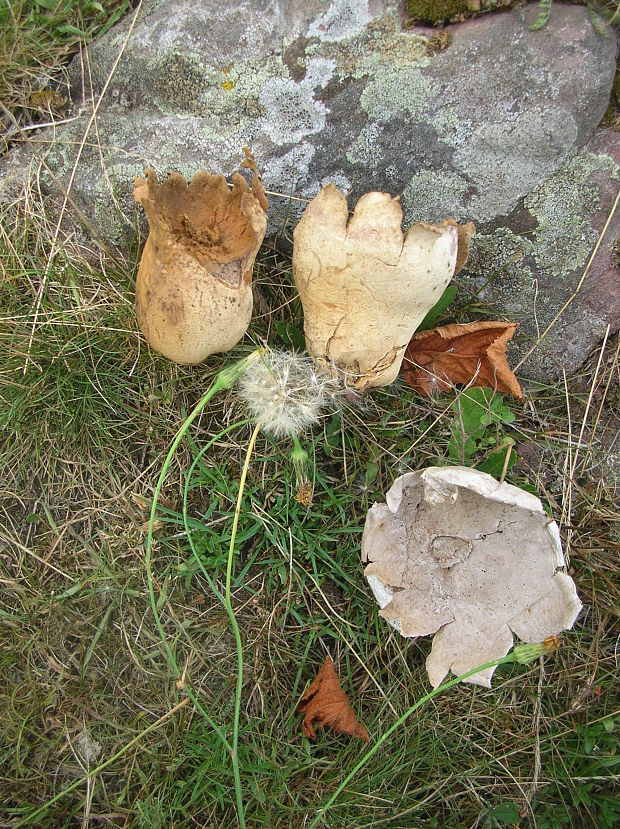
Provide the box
[292,184,470,391]
[134,169,268,364]
[362,468,582,688]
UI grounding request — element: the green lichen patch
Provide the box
[360,62,435,122]
[92,161,146,247]
[261,142,316,198]
[153,52,207,112]
[309,9,428,82]
[402,170,470,225]
[525,151,619,275]
[151,51,284,127]
[259,76,328,145]
[346,124,384,167]
[462,228,536,328]
[307,0,371,42]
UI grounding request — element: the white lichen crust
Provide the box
[362,467,582,688]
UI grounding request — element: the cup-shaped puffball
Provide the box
[292,184,474,391]
[362,468,582,688]
[134,169,268,364]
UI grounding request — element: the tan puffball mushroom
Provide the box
[134,168,268,364]
[362,467,582,688]
[292,184,475,391]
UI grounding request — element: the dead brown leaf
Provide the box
[401,321,522,398]
[297,656,370,742]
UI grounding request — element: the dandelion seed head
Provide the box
[238,350,341,437]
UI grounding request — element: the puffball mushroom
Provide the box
[292,184,475,391]
[134,168,268,364]
[362,468,582,688]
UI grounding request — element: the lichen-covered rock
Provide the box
[461,128,620,379]
[0,0,617,379]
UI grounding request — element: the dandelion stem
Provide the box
[145,375,233,745]
[225,422,261,829]
[145,351,259,827]
[182,419,251,603]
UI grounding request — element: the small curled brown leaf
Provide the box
[297,656,370,742]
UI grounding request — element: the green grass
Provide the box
[1,2,619,826]
[1,229,618,827]
[1,0,130,146]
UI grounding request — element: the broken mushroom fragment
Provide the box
[134,168,268,364]
[292,184,474,391]
[362,467,581,688]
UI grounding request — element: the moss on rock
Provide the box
[406,0,517,26]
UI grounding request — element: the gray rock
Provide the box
[0,0,617,380]
[463,128,620,380]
